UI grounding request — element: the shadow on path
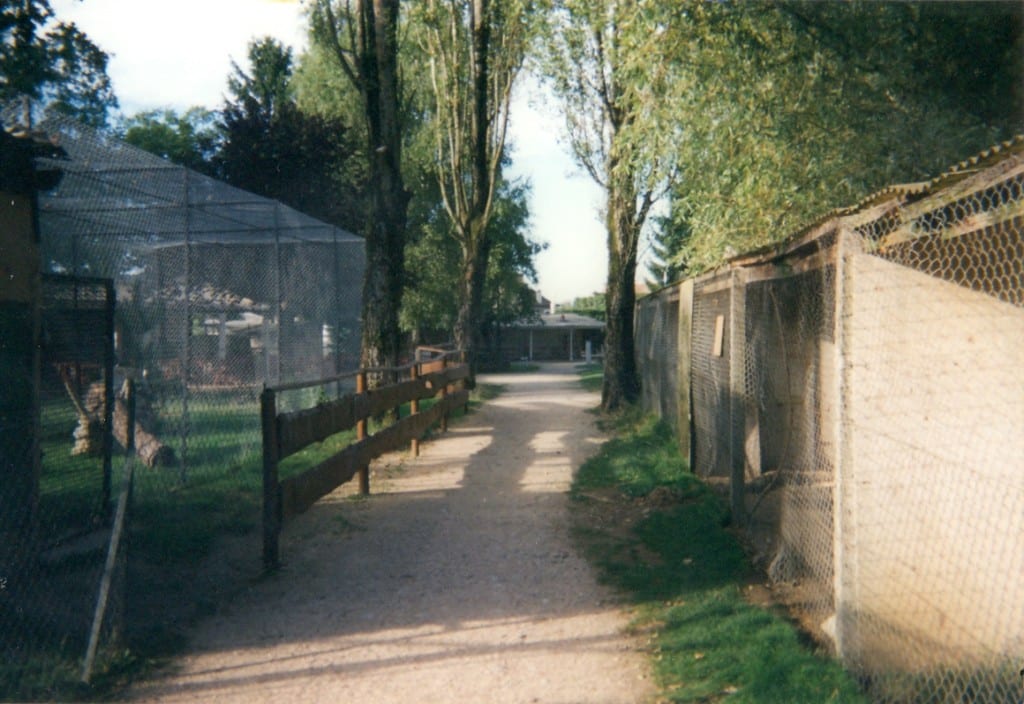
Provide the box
[128,363,650,704]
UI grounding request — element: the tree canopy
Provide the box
[541,0,671,409]
[310,0,410,375]
[0,0,117,127]
[5,0,1021,402]
[641,1,1024,275]
[415,0,534,375]
[119,107,220,175]
[216,36,365,231]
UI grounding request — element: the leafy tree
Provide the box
[120,107,221,175]
[564,292,605,322]
[644,2,1024,273]
[0,0,117,128]
[401,177,542,360]
[310,0,409,376]
[415,0,533,378]
[645,212,691,289]
[216,36,365,232]
[542,0,670,411]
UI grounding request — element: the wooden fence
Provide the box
[260,349,469,568]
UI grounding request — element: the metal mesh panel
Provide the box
[2,110,365,691]
[742,256,838,651]
[838,162,1024,701]
[1,275,121,696]
[637,142,1024,702]
[690,274,731,480]
[636,286,680,429]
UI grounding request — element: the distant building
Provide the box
[531,290,553,317]
[501,309,605,363]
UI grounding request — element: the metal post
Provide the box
[273,205,283,385]
[101,281,115,520]
[81,379,135,684]
[356,371,369,495]
[332,228,343,392]
[180,168,191,483]
[261,388,280,570]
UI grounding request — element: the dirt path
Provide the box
[127,363,652,704]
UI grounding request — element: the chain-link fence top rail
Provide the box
[1,108,366,697]
[637,136,1024,703]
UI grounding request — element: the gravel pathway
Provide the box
[128,363,652,703]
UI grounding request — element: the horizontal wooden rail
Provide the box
[276,365,470,457]
[262,355,469,569]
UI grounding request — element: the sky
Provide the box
[50,0,610,305]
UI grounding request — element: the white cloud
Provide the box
[52,0,308,114]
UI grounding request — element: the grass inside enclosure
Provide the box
[571,399,867,703]
[16,383,480,702]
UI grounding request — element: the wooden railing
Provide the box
[260,350,469,568]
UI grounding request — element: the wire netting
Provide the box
[1,274,124,697]
[635,285,680,430]
[838,157,1024,701]
[1,109,365,697]
[636,139,1024,702]
[689,272,732,482]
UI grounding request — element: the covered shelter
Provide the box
[502,312,605,362]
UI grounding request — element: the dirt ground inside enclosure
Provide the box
[126,363,653,704]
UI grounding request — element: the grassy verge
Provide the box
[508,361,541,373]
[572,406,866,703]
[576,362,603,393]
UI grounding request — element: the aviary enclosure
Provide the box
[0,109,364,695]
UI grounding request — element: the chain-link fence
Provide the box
[1,110,365,698]
[636,137,1024,702]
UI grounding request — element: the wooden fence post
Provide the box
[356,371,370,495]
[440,357,449,433]
[261,387,280,570]
[410,363,420,457]
[460,350,469,414]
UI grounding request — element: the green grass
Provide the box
[17,382,487,701]
[572,409,867,703]
[507,361,541,373]
[576,362,603,393]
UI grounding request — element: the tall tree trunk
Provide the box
[357,0,408,380]
[601,167,641,411]
[453,219,492,379]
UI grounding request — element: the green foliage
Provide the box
[119,107,221,175]
[0,0,117,128]
[572,412,867,702]
[574,412,689,497]
[217,36,365,232]
[564,292,605,322]
[413,0,535,359]
[541,0,662,409]
[575,362,602,392]
[645,214,691,288]
[401,176,543,343]
[640,1,1024,274]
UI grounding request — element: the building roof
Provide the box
[513,312,605,330]
[727,134,1024,268]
